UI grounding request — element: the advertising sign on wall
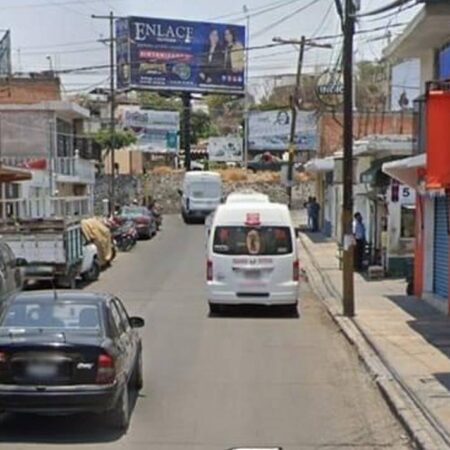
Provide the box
[0,31,11,77]
[208,136,243,162]
[117,106,180,153]
[116,16,245,94]
[439,43,450,81]
[248,109,317,152]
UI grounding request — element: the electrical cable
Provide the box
[251,0,323,39]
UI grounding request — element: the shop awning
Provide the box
[304,157,335,173]
[360,157,399,186]
[0,164,32,182]
[382,154,426,188]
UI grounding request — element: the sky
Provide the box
[0,0,423,94]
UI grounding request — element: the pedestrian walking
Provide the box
[353,212,366,272]
[310,197,320,232]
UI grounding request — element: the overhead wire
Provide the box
[251,0,324,39]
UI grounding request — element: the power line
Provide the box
[209,0,305,22]
[252,0,324,39]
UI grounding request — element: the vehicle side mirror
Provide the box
[15,258,27,267]
[129,316,145,328]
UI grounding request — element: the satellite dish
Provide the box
[398,91,409,109]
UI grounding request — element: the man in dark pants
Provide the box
[353,212,366,272]
[310,197,320,232]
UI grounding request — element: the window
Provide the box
[213,226,293,255]
[400,205,416,238]
[110,301,125,335]
[1,301,101,330]
[113,298,130,332]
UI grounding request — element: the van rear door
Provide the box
[212,225,295,296]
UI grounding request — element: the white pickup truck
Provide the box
[0,218,83,288]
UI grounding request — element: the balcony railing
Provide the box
[0,155,96,184]
[0,196,93,220]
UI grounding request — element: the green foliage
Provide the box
[138,92,181,111]
[93,128,137,150]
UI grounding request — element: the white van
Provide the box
[226,190,270,204]
[206,202,299,313]
[179,171,222,223]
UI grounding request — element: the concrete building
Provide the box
[0,100,96,219]
[382,0,450,314]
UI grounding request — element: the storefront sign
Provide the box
[315,71,344,108]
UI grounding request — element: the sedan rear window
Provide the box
[0,302,102,330]
[213,226,292,255]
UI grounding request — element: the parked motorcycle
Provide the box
[105,217,137,252]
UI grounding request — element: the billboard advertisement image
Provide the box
[208,136,243,162]
[116,16,245,94]
[117,106,180,153]
[248,109,317,152]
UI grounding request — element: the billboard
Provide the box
[117,106,180,153]
[248,109,317,152]
[116,16,245,94]
[0,31,11,77]
[208,136,243,162]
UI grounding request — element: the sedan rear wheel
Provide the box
[108,383,130,431]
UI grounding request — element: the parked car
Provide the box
[0,290,145,430]
[0,241,25,298]
[247,153,286,172]
[117,206,156,239]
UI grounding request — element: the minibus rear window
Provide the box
[213,226,292,255]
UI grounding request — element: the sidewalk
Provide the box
[295,217,450,449]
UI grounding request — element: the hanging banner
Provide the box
[248,109,317,152]
[208,136,243,162]
[117,106,180,153]
[116,16,246,94]
[0,31,11,77]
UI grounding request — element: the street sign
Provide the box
[315,71,344,108]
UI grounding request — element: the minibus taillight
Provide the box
[207,260,213,281]
[293,260,300,282]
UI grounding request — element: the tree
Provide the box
[205,94,244,135]
[355,60,387,111]
[138,92,181,111]
[93,128,137,150]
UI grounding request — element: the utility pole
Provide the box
[182,93,191,171]
[342,0,356,317]
[92,12,118,214]
[243,5,250,169]
[273,36,331,209]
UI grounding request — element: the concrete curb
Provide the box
[298,233,450,450]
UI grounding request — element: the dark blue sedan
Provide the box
[0,291,144,430]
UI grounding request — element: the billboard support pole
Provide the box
[182,92,192,171]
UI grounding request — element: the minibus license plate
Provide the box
[245,270,261,279]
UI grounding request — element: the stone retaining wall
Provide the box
[95,172,314,214]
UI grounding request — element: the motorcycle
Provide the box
[106,217,137,252]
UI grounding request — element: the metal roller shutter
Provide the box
[433,196,449,299]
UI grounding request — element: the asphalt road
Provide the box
[0,215,411,450]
